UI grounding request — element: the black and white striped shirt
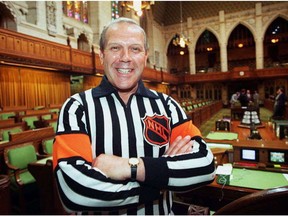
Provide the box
[53,76,215,215]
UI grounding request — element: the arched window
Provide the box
[63,1,88,23]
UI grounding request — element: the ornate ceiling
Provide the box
[151,1,283,26]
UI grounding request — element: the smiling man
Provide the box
[53,17,215,215]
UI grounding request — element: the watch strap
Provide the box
[131,165,137,181]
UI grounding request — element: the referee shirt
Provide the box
[53,76,215,215]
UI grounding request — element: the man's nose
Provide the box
[119,48,132,62]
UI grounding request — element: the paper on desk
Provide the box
[216,164,233,175]
[283,174,288,181]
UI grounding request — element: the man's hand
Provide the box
[164,135,193,156]
[92,154,130,181]
[92,154,145,181]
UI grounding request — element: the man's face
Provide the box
[99,22,148,93]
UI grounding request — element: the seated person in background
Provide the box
[53,17,215,215]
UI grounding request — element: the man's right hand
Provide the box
[164,135,193,156]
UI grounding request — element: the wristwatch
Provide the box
[128,158,140,181]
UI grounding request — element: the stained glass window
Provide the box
[111,1,119,20]
[63,1,88,23]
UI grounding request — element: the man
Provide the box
[230,91,240,106]
[272,87,286,119]
[238,89,248,107]
[53,17,215,215]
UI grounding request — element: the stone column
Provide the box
[255,3,264,69]
[219,10,228,72]
[187,17,196,74]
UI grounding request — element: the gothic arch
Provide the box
[262,14,288,39]
[226,21,256,45]
[194,27,221,50]
[0,1,23,26]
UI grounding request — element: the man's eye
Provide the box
[110,46,120,51]
[131,47,141,53]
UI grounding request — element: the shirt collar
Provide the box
[91,75,159,99]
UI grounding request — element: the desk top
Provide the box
[206,131,238,140]
[228,168,288,190]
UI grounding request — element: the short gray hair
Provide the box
[99,17,149,52]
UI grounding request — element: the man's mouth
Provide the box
[117,68,132,74]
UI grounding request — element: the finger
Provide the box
[164,136,182,155]
[175,138,193,154]
[166,135,191,156]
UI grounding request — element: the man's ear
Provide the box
[99,50,104,65]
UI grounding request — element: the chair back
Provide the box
[1,127,23,141]
[0,112,16,120]
[49,121,57,132]
[41,114,52,120]
[5,143,37,170]
[214,185,288,215]
[21,116,39,129]
[42,138,54,155]
[215,120,230,131]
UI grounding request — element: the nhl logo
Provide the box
[141,113,170,147]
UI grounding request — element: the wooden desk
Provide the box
[231,106,259,120]
[176,167,288,211]
[28,157,66,215]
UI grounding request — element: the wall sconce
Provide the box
[271,38,279,43]
[238,43,244,48]
[207,47,213,51]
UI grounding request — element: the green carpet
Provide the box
[199,107,273,137]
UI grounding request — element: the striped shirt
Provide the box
[53,76,215,215]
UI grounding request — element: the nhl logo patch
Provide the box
[141,113,171,147]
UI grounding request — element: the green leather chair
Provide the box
[41,138,54,155]
[4,143,39,214]
[41,114,52,120]
[1,127,23,141]
[21,116,39,129]
[49,121,57,132]
[0,112,16,120]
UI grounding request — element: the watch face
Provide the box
[129,158,139,166]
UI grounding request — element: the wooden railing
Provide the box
[0,28,287,84]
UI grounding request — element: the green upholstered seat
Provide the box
[41,114,52,120]
[2,127,23,141]
[5,143,37,187]
[22,116,39,129]
[49,108,60,114]
[0,112,16,120]
[7,144,37,169]
[4,143,38,213]
[49,121,57,132]
[42,138,54,155]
